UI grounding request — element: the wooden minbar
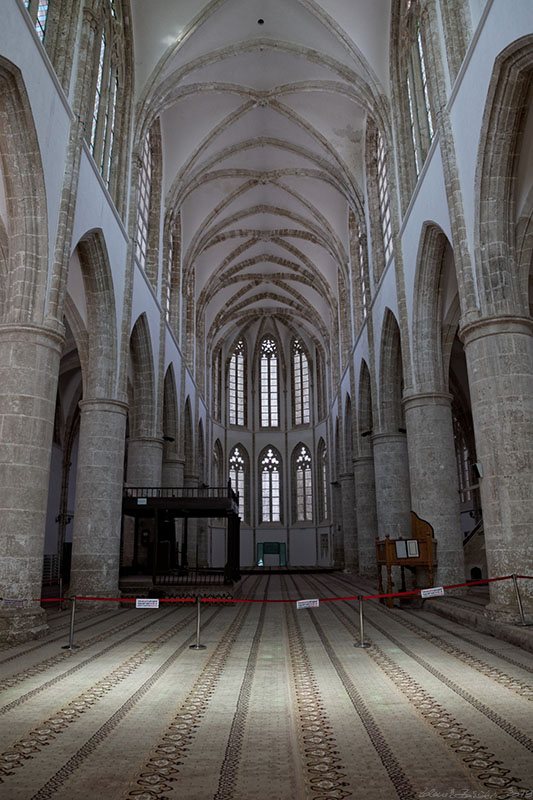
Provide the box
[376,511,437,607]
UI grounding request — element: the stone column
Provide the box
[340,472,358,571]
[127,437,163,486]
[0,323,63,642]
[183,472,200,567]
[372,432,411,539]
[69,399,128,597]
[162,456,184,487]
[332,483,345,568]
[403,392,464,586]
[353,456,378,577]
[461,316,533,617]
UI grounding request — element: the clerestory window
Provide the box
[88,1,122,189]
[377,131,393,265]
[405,11,435,176]
[260,337,279,427]
[135,131,152,270]
[292,339,310,426]
[229,338,246,426]
[25,0,49,42]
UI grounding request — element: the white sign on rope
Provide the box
[136,598,160,608]
[2,598,25,608]
[420,587,445,598]
[296,598,319,609]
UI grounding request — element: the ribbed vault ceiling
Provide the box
[131,0,391,361]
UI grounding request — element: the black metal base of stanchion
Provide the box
[189,643,207,650]
[354,641,371,648]
[61,644,80,650]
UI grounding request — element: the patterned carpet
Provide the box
[0,572,531,800]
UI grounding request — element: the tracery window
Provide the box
[260,337,279,427]
[260,447,281,523]
[294,445,313,522]
[377,131,393,265]
[292,339,310,426]
[229,338,246,426]
[25,0,49,42]
[135,131,152,269]
[229,445,248,521]
[88,1,122,189]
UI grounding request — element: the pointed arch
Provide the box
[0,57,48,323]
[379,309,405,431]
[75,229,118,398]
[476,35,533,316]
[411,223,453,392]
[358,359,374,456]
[197,418,205,484]
[163,363,178,458]
[183,396,194,477]
[129,313,156,437]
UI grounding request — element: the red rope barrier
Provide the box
[35,598,64,603]
[14,573,530,607]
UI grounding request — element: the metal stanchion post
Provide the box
[512,574,532,626]
[59,577,63,611]
[62,596,80,650]
[354,595,371,648]
[189,596,206,650]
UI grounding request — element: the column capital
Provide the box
[79,398,129,415]
[0,322,64,352]
[127,436,164,447]
[459,314,533,346]
[371,432,406,444]
[403,391,453,411]
[353,455,374,467]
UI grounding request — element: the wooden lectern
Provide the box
[375,511,437,607]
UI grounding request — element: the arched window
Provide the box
[318,440,329,521]
[260,336,279,427]
[88,1,122,189]
[377,130,393,265]
[292,338,310,425]
[212,346,222,423]
[294,445,313,522]
[260,447,281,523]
[24,0,49,42]
[135,130,152,270]
[229,338,246,426]
[405,4,435,176]
[229,445,248,522]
